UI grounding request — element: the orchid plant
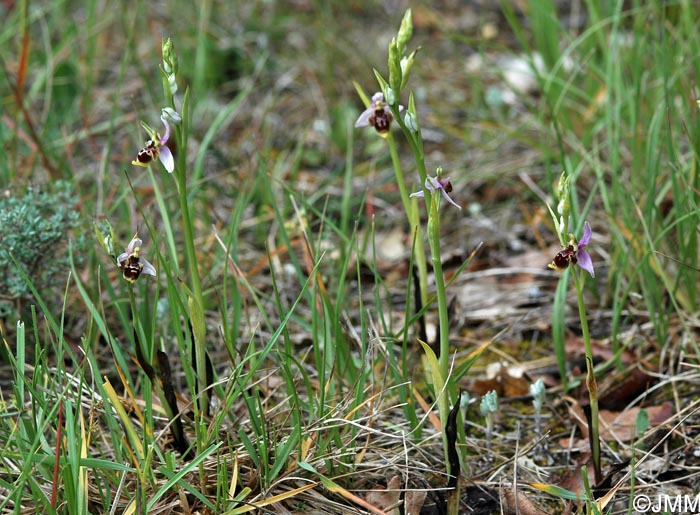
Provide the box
[128,38,210,461]
[546,171,601,483]
[353,10,430,320]
[92,40,207,490]
[355,12,472,504]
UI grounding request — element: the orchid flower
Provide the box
[548,221,594,277]
[355,92,404,137]
[410,175,461,210]
[132,112,177,173]
[117,233,157,282]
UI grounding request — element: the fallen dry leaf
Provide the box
[564,336,639,364]
[598,403,673,442]
[558,460,598,499]
[501,486,547,515]
[364,475,401,515]
[404,490,427,515]
[563,402,673,446]
[598,367,656,411]
[469,361,531,397]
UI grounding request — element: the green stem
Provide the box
[572,268,601,483]
[391,105,430,199]
[127,287,150,363]
[427,195,452,465]
[386,133,428,306]
[127,287,152,515]
[172,92,203,304]
[175,162,203,299]
[427,211,450,382]
[389,101,454,467]
[171,91,208,423]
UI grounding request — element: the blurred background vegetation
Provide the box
[3,1,700,513]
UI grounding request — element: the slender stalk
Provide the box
[386,133,428,306]
[390,101,456,472]
[427,202,452,462]
[426,207,450,382]
[174,160,203,300]
[390,105,431,206]
[572,268,601,483]
[169,93,208,424]
[172,94,203,305]
[127,287,152,515]
[128,287,143,358]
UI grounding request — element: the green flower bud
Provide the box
[397,9,413,55]
[555,171,571,241]
[94,220,117,259]
[400,50,417,90]
[388,38,402,95]
[162,38,178,76]
[167,73,178,96]
[404,110,418,133]
[556,172,570,213]
[161,107,181,125]
[530,379,545,413]
[385,87,397,106]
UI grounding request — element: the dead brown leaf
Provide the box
[364,475,401,515]
[404,490,427,515]
[469,362,531,398]
[597,403,673,442]
[598,367,656,411]
[563,401,673,446]
[501,486,547,515]
[558,460,598,499]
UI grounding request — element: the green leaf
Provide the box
[418,339,444,396]
[297,460,316,474]
[530,482,590,502]
[636,408,649,436]
[372,68,389,97]
[353,81,371,107]
[149,443,222,512]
